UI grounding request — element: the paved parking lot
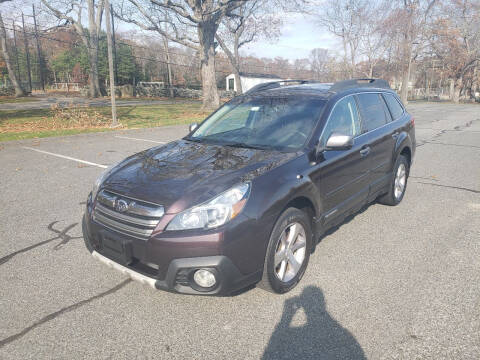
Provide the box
[0,102,479,359]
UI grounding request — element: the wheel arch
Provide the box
[280,195,320,243]
[393,132,413,168]
[284,196,317,221]
[399,146,412,166]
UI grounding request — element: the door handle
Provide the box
[392,132,400,139]
[359,146,371,157]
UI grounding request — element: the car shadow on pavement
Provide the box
[262,286,365,360]
[313,201,375,253]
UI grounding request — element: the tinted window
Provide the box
[321,96,361,146]
[190,97,325,150]
[356,93,388,132]
[383,93,404,120]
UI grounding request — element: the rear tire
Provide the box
[259,207,312,294]
[378,155,409,206]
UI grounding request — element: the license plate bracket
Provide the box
[101,235,133,265]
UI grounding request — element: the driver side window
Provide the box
[321,96,361,147]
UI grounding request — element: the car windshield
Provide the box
[186,96,325,151]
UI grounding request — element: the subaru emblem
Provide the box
[115,199,129,213]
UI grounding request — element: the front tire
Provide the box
[259,207,312,294]
[378,154,409,206]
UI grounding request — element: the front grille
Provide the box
[93,189,164,240]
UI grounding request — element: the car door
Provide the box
[355,93,396,198]
[311,95,370,225]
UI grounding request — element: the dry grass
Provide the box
[0,104,117,134]
[0,102,209,141]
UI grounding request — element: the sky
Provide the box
[242,14,338,61]
[1,0,339,63]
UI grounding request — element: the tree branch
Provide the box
[118,0,199,49]
[215,33,236,66]
[150,0,199,24]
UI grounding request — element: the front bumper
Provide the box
[82,214,261,296]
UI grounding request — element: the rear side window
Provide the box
[356,93,388,132]
[383,93,404,120]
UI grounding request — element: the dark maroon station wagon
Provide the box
[82,79,415,295]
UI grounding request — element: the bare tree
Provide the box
[115,4,177,96]
[358,1,390,78]
[313,0,368,77]
[392,0,437,103]
[431,0,480,102]
[41,0,105,97]
[215,0,281,94]
[309,48,330,81]
[0,11,26,96]
[118,0,248,110]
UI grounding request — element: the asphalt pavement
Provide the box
[0,102,479,359]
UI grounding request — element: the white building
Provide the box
[225,72,282,93]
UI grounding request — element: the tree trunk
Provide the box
[449,79,454,100]
[233,69,242,94]
[400,54,412,104]
[341,36,349,78]
[87,0,103,98]
[349,42,356,77]
[400,8,413,104]
[0,13,25,97]
[233,33,242,94]
[452,78,462,103]
[88,46,102,97]
[198,21,220,111]
[215,33,242,94]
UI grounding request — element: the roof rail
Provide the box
[329,78,391,92]
[244,80,318,94]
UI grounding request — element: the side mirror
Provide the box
[324,133,354,151]
[189,123,198,132]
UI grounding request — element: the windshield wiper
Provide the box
[184,137,203,143]
[185,138,272,150]
[223,142,271,150]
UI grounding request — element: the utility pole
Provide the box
[110,4,118,83]
[21,13,32,93]
[32,4,45,91]
[162,24,174,97]
[105,0,118,127]
[12,21,21,85]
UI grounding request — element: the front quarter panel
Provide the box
[230,154,320,270]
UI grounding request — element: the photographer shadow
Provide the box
[262,286,365,360]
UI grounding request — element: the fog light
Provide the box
[193,269,216,288]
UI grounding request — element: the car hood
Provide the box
[102,139,299,213]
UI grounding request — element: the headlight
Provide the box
[166,183,250,231]
[91,165,114,200]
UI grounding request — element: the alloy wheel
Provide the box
[394,163,407,200]
[274,222,307,282]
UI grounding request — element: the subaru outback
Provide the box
[82,78,415,295]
